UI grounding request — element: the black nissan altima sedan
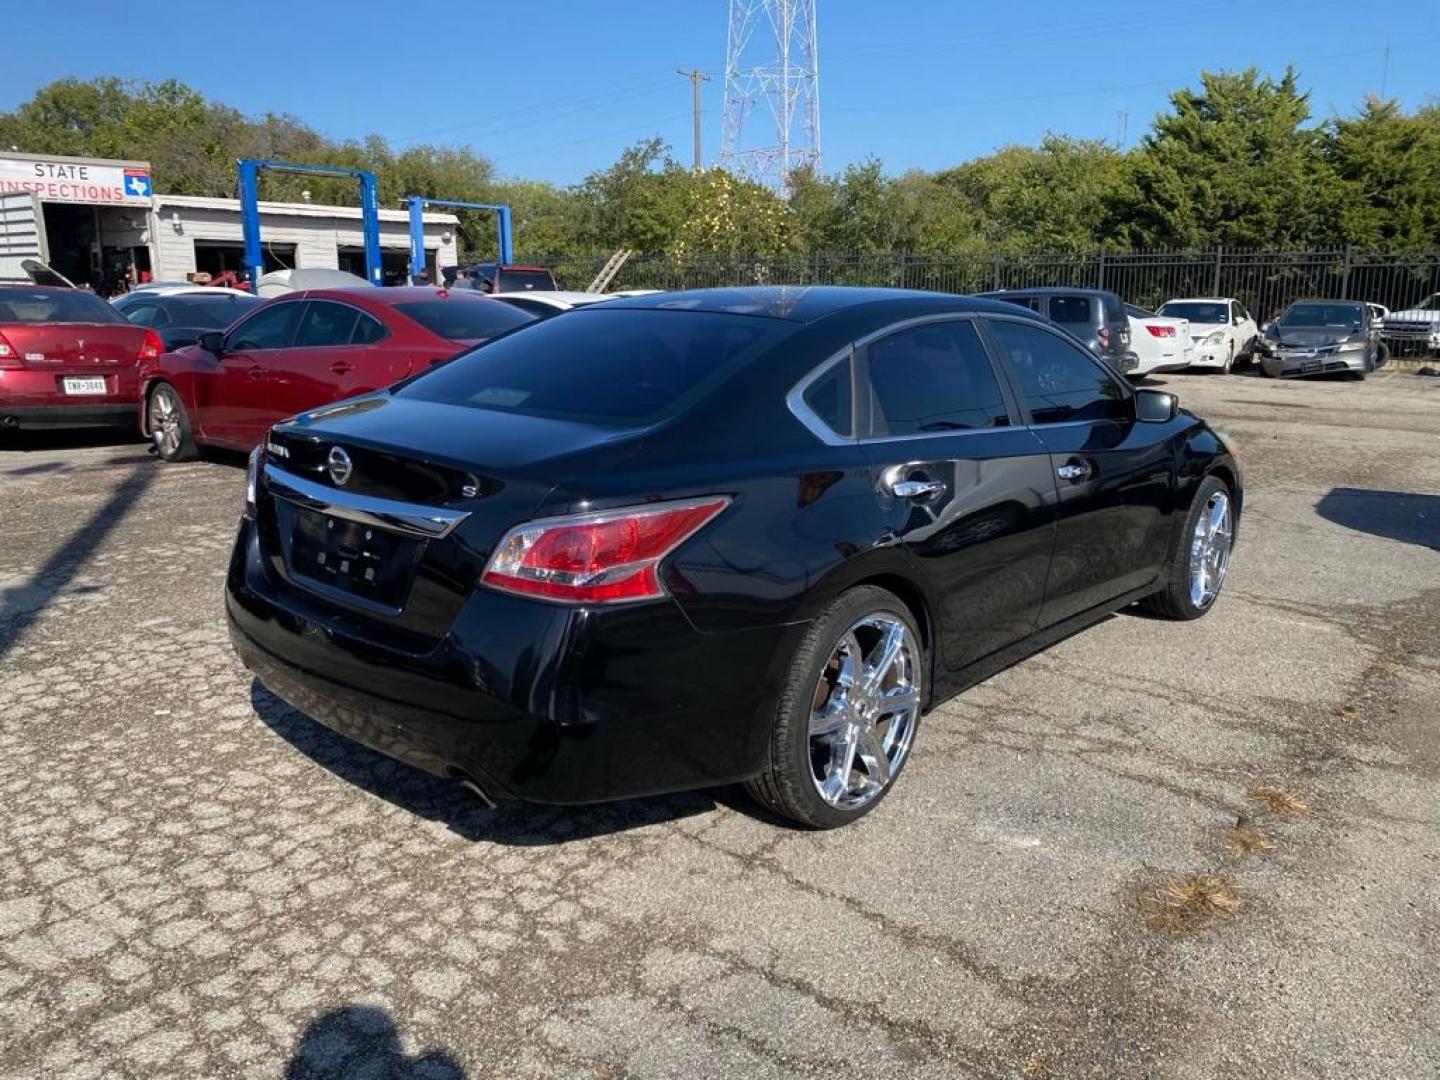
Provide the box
[226,286,1242,829]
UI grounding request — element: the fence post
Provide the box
[1340,244,1353,299]
[1213,245,1223,296]
[1096,248,1106,290]
[991,253,1000,291]
[897,248,908,289]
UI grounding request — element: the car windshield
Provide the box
[396,308,788,425]
[1278,303,1365,328]
[168,295,260,327]
[0,289,127,324]
[393,299,536,340]
[1157,301,1228,324]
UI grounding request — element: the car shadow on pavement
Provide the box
[0,460,156,660]
[1316,487,1440,551]
[285,1005,466,1079]
[0,428,147,453]
[250,681,722,844]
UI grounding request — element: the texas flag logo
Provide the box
[123,169,152,198]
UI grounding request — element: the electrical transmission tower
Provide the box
[720,0,820,190]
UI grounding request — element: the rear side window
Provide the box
[394,299,534,341]
[802,358,853,438]
[1048,296,1093,325]
[399,309,786,424]
[351,312,387,344]
[988,319,1129,425]
[995,295,1040,312]
[863,320,1009,436]
[0,290,126,324]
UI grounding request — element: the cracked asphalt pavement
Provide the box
[1,370,1437,1078]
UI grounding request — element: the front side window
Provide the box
[863,320,1009,436]
[294,302,361,348]
[988,319,1130,425]
[226,303,299,351]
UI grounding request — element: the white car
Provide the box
[116,283,252,301]
[491,289,659,320]
[1381,293,1440,354]
[1156,297,1259,373]
[1124,304,1194,376]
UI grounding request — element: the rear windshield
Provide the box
[494,270,557,292]
[1158,301,1228,324]
[1048,296,1094,325]
[168,295,260,327]
[397,308,787,424]
[1278,303,1365,328]
[393,298,535,341]
[0,290,126,324]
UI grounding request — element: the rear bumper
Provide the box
[1,368,139,428]
[225,518,796,805]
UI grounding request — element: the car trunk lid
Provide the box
[258,394,640,645]
[0,322,148,370]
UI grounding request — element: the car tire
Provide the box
[1138,475,1235,621]
[148,383,198,462]
[746,585,924,829]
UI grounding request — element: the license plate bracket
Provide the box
[290,508,419,608]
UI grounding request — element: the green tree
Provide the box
[1118,68,1339,249]
[1325,98,1440,248]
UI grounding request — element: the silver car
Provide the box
[1258,299,1380,380]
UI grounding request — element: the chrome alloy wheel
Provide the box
[808,613,921,810]
[1189,489,1233,609]
[150,388,182,457]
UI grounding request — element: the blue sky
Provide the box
[5,0,1436,185]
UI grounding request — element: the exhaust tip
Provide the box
[458,777,498,810]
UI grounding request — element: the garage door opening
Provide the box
[339,246,421,286]
[195,240,293,285]
[41,203,150,296]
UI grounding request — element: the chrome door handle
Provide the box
[1056,461,1091,483]
[891,479,944,499]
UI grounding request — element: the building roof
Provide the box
[152,193,457,225]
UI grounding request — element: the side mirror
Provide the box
[1261,321,1272,334]
[197,330,225,354]
[1135,388,1178,423]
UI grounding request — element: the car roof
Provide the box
[0,284,80,295]
[277,287,507,307]
[1163,297,1235,304]
[977,286,1119,298]
[128,286,254,300]
[591,285,1036,324]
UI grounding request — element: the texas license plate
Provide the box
[62,377,107,395]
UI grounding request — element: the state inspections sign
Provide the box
[0,157,153,205]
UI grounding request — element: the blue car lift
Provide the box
[238,159,383,289]
[405,197,513,284]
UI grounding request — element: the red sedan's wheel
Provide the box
[148,383,198,462]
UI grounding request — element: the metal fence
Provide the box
[544,248,1440,322]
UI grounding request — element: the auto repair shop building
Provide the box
[0,152,459,289]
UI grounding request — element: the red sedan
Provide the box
[1,286,162,431]
[139,287,535,460]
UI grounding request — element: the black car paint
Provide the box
[227,287,1240,806]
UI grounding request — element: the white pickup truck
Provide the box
[1381,293,1440,354]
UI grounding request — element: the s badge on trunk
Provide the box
[327,446,353,487]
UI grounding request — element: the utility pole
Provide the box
[676,68,711,172]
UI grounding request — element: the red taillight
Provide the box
[482,497,731,604]
[1097,327,1111,347]
[1146,325,1176,338]
[0,330,19,369]
[139,329,163,361]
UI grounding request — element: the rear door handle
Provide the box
[1056,460,1092,483]
[890,478,944,499]
[247,366,264,381]
[329,361,353,374]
